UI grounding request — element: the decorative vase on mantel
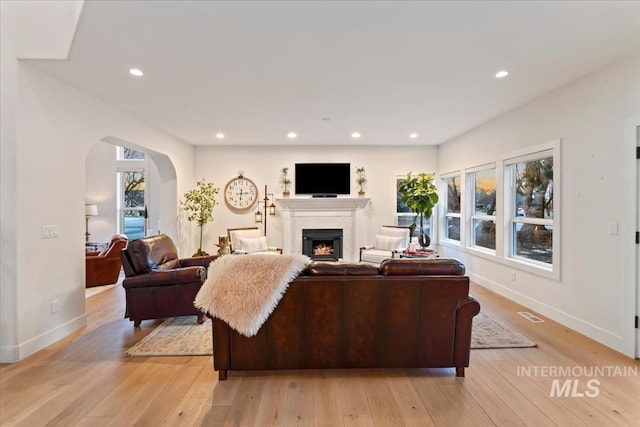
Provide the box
[358,190,365,197]
[283,190,290,197]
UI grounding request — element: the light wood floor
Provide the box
[1,283,639,427]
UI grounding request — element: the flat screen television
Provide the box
[295,163,350,196]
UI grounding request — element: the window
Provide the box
[506,152,554,265]
[116,146,147,240]
[118,147,145,160]
[443,175,461,241]
[396,175,430,237]
[468,167,496,250]
[120,171,146,240]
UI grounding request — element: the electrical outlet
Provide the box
[50,299,60,314]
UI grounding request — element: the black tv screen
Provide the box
[295,163,350,196]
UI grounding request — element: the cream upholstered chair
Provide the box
[359,225,411,265]
[227,227,282,255]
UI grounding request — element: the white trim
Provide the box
[469,271,626,353]
[438,139,561,281]
[14,314,87,362]
[622,116,640,358]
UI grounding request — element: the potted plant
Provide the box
[280,167,291,196]
[356,167,367,197]
[182,178,219,256]
[397,172,438,247]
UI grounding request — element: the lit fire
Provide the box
[313,243,333,255]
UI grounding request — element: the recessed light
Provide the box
[287,132,297,139]
[495,70,509,79]
[409,132,418,139]
[215,133,225,139]
[129,68,144,77]
[351,132,361,139]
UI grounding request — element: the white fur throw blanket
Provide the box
[194,253,311,337]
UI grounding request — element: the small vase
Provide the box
[283,191,290,197]
[358,191,365,197]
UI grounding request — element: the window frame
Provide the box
[437,139,560,280]
[503,143,560,278]
[440,172,462,245]
[116,147,148,239]
[466,164,497,254]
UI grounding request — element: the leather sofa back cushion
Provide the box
[304,262,379,276]
[126,234,180,273]
[379,258,465,276]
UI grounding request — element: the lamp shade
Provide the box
[85,204,99,216]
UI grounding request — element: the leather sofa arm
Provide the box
[122,266,206,289]
[180,255,218,268]
[453,296,481,376]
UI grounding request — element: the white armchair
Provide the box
[227,227,282,255]
[359,225,411,265]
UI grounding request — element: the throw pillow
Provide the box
[239,236,269,253]
[375,234,404,251]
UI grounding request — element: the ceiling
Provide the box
[26,1,640,146]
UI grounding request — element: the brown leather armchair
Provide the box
[120,234,217,327]
[85,234,128,288]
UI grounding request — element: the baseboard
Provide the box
[5,314,88,363]
[469,272,630,357]
[0,345,19,363]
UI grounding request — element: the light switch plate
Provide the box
[41,224,59,239]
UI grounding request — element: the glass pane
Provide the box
[473,219,496,250]
[446,176,461,213]
[123,210,145,240]
[513,223,552,264]
[514,156,553,219]
[396,178,411,213]
[474,169,496,215]
[396,214,431,237]
[446,216,460,241]
[122,147,144,160]
[123,172,145,208]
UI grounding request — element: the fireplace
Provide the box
[302,229,343,261]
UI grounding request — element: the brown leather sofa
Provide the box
[210,258,480,380]
[120,234,217,327]
[85,234,128,288]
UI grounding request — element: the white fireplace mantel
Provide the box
[275,197,370,211]
[275,197,370,261]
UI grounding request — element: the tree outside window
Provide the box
[511,156,553,264]
[444,175,461,241]
[470,168,496,250]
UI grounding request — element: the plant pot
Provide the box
[283,191,290,197]
[358,191,365,197]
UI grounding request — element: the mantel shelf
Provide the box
[275,197,370,211]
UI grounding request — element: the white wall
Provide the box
[85,143,118,243]
[1,1,198,361]
[438,55,640,355]
[194,145,438,256]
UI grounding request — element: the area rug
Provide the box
[124,316,212,357]
[125,311,535,357]
[471,312,536,349]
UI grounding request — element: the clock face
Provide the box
[224,175,258,210]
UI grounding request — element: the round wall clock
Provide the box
[224,171,258,210]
